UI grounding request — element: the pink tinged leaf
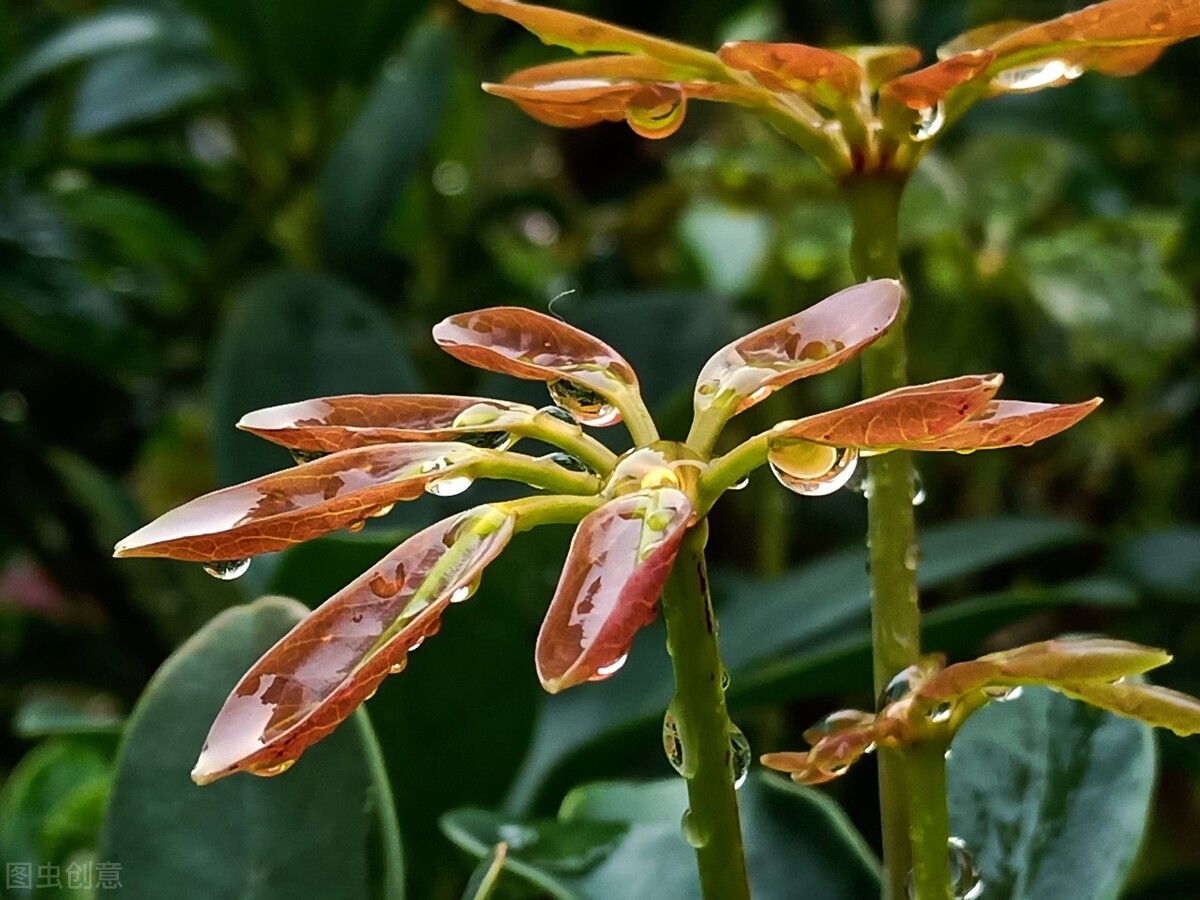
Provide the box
[911,397,1102,452]
[982,637,1172,682]
[1055,681,1200,737]
[485,77,688,137]
[693,279,903,416]
[113,443,485,562]
[716,41,864,106]
[190,506,515,784]
[433,306,639,422]
[237,395,537,452]
[770,374,1004,452]
[536,488,694,693]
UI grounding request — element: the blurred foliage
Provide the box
[1,0,1198,897]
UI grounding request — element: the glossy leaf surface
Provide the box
[486,77,688,135]
[838,45,923,87]
[910,398,1102,452]
[716,41,863,105]
[880,49,994,111]
[693,279,902,415]
[536,489,693,693]
[114,443,485,561]
[238,395,538,452]
[770,374,1002,451]
[434,306,639,410]
[191,507,515,784]
[1057,681,1200,736]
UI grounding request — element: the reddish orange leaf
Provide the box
[456,0,725,77]
[716,41,863,106]
[912,397,1102,452]
[486,77,688,136]
[536,488,694,693]
[238,395,538,453]
[917,659,1003,702]
[770,374,1003,451]
[191,507,514,783]
[880,49,994,110]
[693,279,903,416]
[433,307,639,423]
[113,443,486,562]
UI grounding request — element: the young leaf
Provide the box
[536,488,694,693]
[770,374,1003,451]
[455,0,726,77]
[486,77,689,137]
[190,507,515,784]
[716,41,864,106]
[878,49,994,127]
[982,637,1172,682]
[1055,681,1200,736]
[838,45,923,88]
[433,307,639,423]
[908,398,1102,452]
[238,395,538,452]
[693,279,903,416]
[113,443,488,562]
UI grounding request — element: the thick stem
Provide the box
[660,521,752,900]
[906,742,953,900]
[843,174,923,900]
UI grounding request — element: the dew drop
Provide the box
[879,664,921,709]
[290,449,328,465]
[905,836,983,900]
[452,402,501,428]
[547,380,621,427]
[389,661,407,674]
[590,653,628,681]
[369,503,395,519]
[910,101,946,141]
[928,701,953,724]
[729,725,751,789]
[624,95,686,139]
[409,637,425,652]
[721,669,732,691]
[992,59,1084,92]
[728,476,750,491]
[249,758,295,777]
[662,709,685,775]
[426,474,474,497]
[681,809,708,849]
[769,443,859,497]
[345,519,367,533]
[911,469,926,506]
[537,404,579,426]
[544,451,591,473]
[983,684,1023,703]
[203,558,251,581]
[456,430,514,450]
[449,580,477,604]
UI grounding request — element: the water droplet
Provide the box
[911,469,926,506]
[249,758,295,777]
[544,451,591,473]
[203,558,251,580]
[748,386,772,403]
[547,380,620,427]
[426,474,474,497]
[910,101,946,141]
[389,661,407,674]
[992,59,1084,92]
[847,466,873,498]
[905,836,984,900]
[904,543,921,572]
[944,748,953,761]
[879,664,921,709]
[721,669,732,691]
[345,519,367,533]
[681,809,708,848]
[769,443,859,497]
[409,637,425,652]
[729,725,751,789]
[590,654,628,681]
[928,701,953,724]
[369,503,395,519]
[537,404,579,425]
[983,685,1023,703]
[624,95,686,139]
[290,449,328,465]
[728,476,749,491]
[863,741,877,755]
[663,709,685,775]
[449,579,479,604]
[457,430,513,450]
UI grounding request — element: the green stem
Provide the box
[660,521,752,900]
[906,741,953,900]
[843,173,924,900]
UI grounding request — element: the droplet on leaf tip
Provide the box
[547,380,621,427]
[202,558,251,580]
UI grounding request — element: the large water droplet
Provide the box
[544,451,591,473]
[910,101,946,141]
[389,661,407,674]
[984,684,1023,703]
[203,558,251,581]
[426,473,474,497]
[728,476,749,491]
[769,443,859,497]
[248,758,295,777]
[369,503,395,519]
[624,96,686,139]
[290,449,328,465]
[879,663,921,709]
[992,58,1084,92]
[681,809,708,848]
[590,653,628,681]
[547,380,621,427]
[457,430,514,450]
[906,837,984,900]
[449,583,472,604]
[537,404,579,426]
[663,709,685,775]
[729,725,751,789]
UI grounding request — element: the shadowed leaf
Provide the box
[114,443,487,561]
[1056,681,1200,735]
[536,489,693,693]
[693,279,903,416]
[191,507,515,784]
[716,41,863,106]
[770,374,1002,451]
[910,398,1102,452]
[434,307,639,420]
[238,395,538,452]
[456,0,725,76]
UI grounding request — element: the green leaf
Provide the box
[678,201,771,296]
[444,776,877,899]
[98,596,404,900]
[955,132,1072,231]
[1114,528,1200,603]
[211,268,419,486]
[319,19,451,273]
[948,686,1155,900]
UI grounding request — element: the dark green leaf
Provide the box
[1114,529,1200,603]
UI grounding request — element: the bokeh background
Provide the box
[2,0,1198,897]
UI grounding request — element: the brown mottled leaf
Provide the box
[912,397,1102,452]
[536,488,693,693]
[456,0,726,77]
[433,306,639,421]
[716,41,864,106]
[693,279,903,416]
[838,45,924,87]
[770,374,1003,451]
[191,507,515,784]
[238,395,539,453]
[1055,680,1200,736]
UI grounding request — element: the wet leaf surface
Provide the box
[716,41,863,104]
[1057,681,1200,735]
[191,507,514,783]
[910,398,1102,452]
[536,489,693,693]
